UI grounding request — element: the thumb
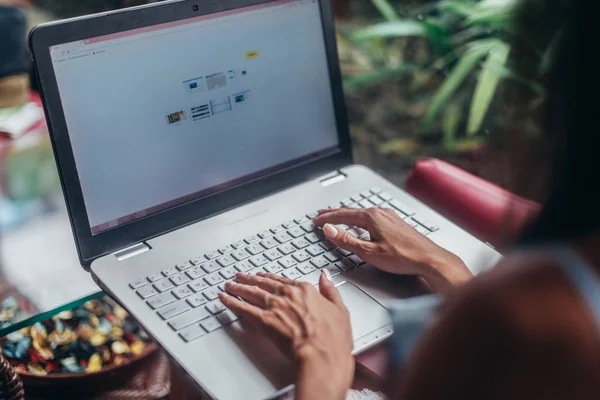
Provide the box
[322,223,372,255]
[319,270,344,307]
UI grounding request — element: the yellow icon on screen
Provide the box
[245,50,260,59]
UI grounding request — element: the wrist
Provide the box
[295,348,354,400]
[422,251,472,294]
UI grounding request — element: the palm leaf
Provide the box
[352,20,428,41]
[371,0,400,22]
[423,40,497,131]
[467,41,510,135]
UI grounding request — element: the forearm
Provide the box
[294,356,354,400]
[422,251,473,295]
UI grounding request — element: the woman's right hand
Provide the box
[313,207,473,294]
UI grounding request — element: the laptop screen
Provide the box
[49,0,340,234]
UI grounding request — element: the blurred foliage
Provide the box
[339,0,534,151]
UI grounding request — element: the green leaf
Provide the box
[464,0,516,30]
[439,1,476,18]
[423,40,497,131]
[371,0,400,22]
[467,41,510,135]
[481,63,545,95]
[352,20,427,41]
[442,103,462,151]
[343,64,421,91]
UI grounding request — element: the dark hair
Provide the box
[509,0,588,244]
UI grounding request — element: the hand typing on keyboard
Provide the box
[219,271,354,400]
[313,207,472,295]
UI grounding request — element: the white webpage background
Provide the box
[51,1,339,228]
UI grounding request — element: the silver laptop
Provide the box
[30,0,501,398]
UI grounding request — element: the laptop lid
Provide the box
[30,0,352,269]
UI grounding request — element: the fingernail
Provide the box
[323,269,333,282]
[225,281,233,288]
[323,224,338,239]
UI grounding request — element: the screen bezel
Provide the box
[29,0,352,269]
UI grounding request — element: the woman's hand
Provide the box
[313,207,472,294]
[219,271,354,400]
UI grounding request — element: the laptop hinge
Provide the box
[318,170,347,187]
[113,242,151,261]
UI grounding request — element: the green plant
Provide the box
[341,0,525,148]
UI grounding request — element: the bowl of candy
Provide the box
[0,297,157,397]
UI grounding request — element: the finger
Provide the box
[219,292,264,323]
[317,205,351,216]
[321,223,376,255]
[318,270,345,308]
[225,281,271,308]
[313,209,370,229]
[256,272,298,286]
[236,272,286,294]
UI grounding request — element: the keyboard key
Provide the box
[319,240,336,251]
[220,266,237,280]
[277,243,296,255]
[292,237,310,249]
[349,252,365,264]
[297,269,323,285]
[170,272,190,286]
[246,243,265,255]
[297,263,316,275]
[305,233,322,244]
[370,187,382,194]
[235,260,254,272]
[264,249,283,261]
[153,279,174,293]
[369,196,383,205]
[359,199,374,208]
[324,263,341,278]
[415,225,430,235]
[179,324,206,342]
[190,257,206,266]
[390,200,415,216]
[162,266,178,277]
[278,256,298,269]
[205,251,220,260]
[340,198,353,206]
[187,294,207,308]
[218,245,233,254]
[412,214,439,232]
[137,285,158,299]
[264,263,283,274]
[204,272,224,286]
[282,221,296,229]
[244,235,259,244]
[217,309,239,325]
[250,254,269,267]
[294,216,309,224]
[328,201,342,208]
[258,230,273,238]
[337,248,353,257]
[310,256,329,269]
[129,279,147,290]
[188,279,209,293]
[324,250,342,262]
[260,238,279,249]
[177,261,194,271]
[206,300,226,315]
[217,255,236,268]
[218,282,228,292]
[147,273,163,283]
[172,286,194,299]
[271,226,285,233]
[158,301,190,320]
[231,249,251,261]
[379,192,392,201]
[169,307,210,331]
[306,245,324,257]
[292,250,311,263]
[335,260,355,272]
[287,227,305,238]
[200,317,222,332]
[300,223,315,233]
[202,261,220,274]
[186,266,206,280]
[203,287,221,301]
[147,292,176,309]
[232,240,246,249]
[274,232,293,243]
[283,269,302,280]
[306,211,319,219]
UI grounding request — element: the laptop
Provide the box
[30,0,501,398]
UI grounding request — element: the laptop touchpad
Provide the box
[336,282,391,341]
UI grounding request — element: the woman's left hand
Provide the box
[219,271,354,400]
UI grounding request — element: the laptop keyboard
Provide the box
[129,187,440,343]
